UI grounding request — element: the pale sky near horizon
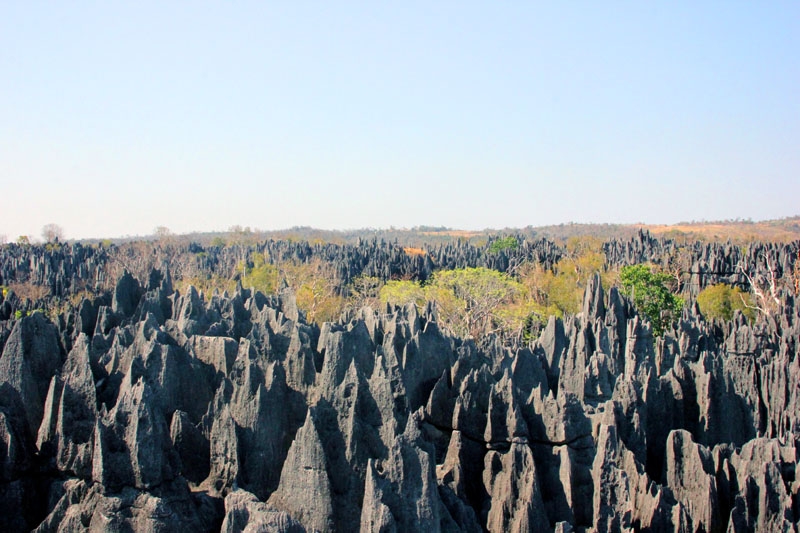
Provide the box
[1,2,798,240]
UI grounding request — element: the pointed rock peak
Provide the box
[424,369,452,425]
[421,316,443,337]
[112,270,141,317]
[583,271,606,321]
[278,288,299,323]
[61,335,96,399]
[539,315,566,353]
[268,405,334,532]
[63,333,91,373]
[343,356,360,385]
[316,321,334,353]
[404,302,421,334]
[485,377,528,444]
[138,311,161,342]
[361,458,396,532]
[403,409,425,443]
[118,354,145,399]
[147,267,163,292]
[423,300,436,323]
[264,360,288,391]
[186,283,200,302]
[36,374,64,454]
[161,266,173,294]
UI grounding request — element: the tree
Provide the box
[241,254,280,295]
[42,223,64,243]
[378,267,529,340]
[516,238,614,318]
[697,283,754,322]
[737,258,781,317]
[488,236,518,254]
[380,280,427,308]
[348,276,384,310]
[154,226,172,239]
[283,259,343,324]
[662,246,694,293]
[428,267,523,338]
[619,264,684,336]
[17,235,31,245]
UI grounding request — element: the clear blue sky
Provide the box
[2,2,798,240]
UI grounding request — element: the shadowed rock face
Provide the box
[0,249,799,532]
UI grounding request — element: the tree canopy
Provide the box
[619,264,684,336]
[697,283,754,322]
[41,223,64,243]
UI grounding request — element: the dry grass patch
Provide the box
[403,247,427,257]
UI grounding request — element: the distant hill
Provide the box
[634,216,800,243]
[85,216,800,247]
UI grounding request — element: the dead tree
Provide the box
[737,257,781,316]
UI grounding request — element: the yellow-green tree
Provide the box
[380,268,527,339]
[242,254,280,295]
[517,237,614,318]
[348,276,384,310]
[697,283,754,321]
[278,259,344,324]
[379,280,427,308]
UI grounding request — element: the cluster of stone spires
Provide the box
[1,247,798,531]
[2,232,796,308]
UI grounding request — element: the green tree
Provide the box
[619,264,684,336]
[488,236,518,254]
[697,283,755,321]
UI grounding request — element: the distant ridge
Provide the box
[76,216,800,246]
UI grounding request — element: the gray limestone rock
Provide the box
[0,313,63,440]
[92,374,177,492]
[204,403,240,495]
[1,250,798,533]
[222,489,306,533]
[482,442,549,533]
[169,410,209,484]
[268,408,334,532]
[111,271,141,318]
[664,429,722,533]
[36,334,97,478]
